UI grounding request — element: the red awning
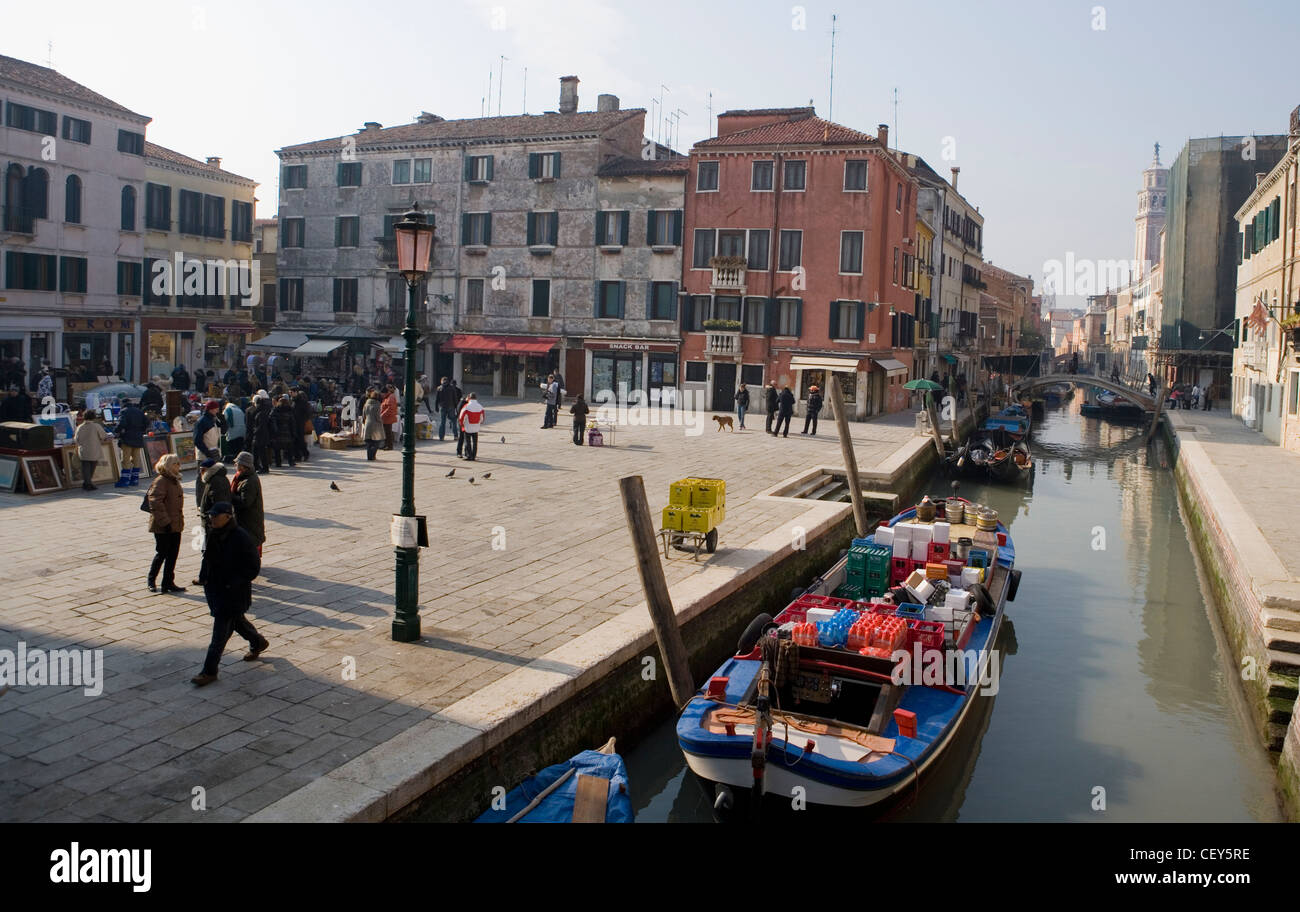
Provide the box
[442,334,559,355]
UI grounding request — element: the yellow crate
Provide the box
[690,478,726,508]
[669,478,697,506]
[662,505,687,531]
[683,506,718,533]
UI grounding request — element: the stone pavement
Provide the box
[0,399,918,821]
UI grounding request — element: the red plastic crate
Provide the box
[890,557,917,584]
[775,605,806,624]
[997,531,1007,546]
[792,594,855,613]
[906,618,945,651]
[893,708,918,738]
[927,541,951,562]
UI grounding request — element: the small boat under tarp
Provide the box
[474,737,634,823]
[948,425,1032,483]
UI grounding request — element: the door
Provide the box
[712,361,737,412]
[501,355,519,397]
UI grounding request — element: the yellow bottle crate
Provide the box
[668,478,698,506]
[690,478,726,509]
[662,505,687,531]
[683,506,719,533]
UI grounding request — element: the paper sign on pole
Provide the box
[390,515,418,548]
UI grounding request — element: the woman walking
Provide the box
[270,394,297,467]
[231,451,265,557]
[734,383,750,430]
[362,390,385,460]
[570,394,590,445]
[380,385,399,450]
[146,453,186,593]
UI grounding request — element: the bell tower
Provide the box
[1135,143,1168,277]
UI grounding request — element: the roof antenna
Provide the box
[498,56,508,116]
[707,92,713,137]
[522,66,527,114]
[828,13,837,120]
[47,40,54,68]
[892,87,899,150]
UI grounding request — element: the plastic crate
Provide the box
[682,507,718,533]
[891,557,916,584]
[833,582,863,600]
[661,505,686,531]
[907,618,945,651]
[894,603,926,622]
[967,548,991,569]
[668,478,697,506]
[927,541,951,562]
[794,594,856,613]
[689,478,726,508]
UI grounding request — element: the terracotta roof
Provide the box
[718,106,815,119]
[696,117,879,148]
[278,109,645,155]
[144,141,255,183]
[0,54,146,119]
[598,156,689,177]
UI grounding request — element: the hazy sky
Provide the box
[6,0,1300,308]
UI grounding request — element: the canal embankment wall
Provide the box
[247,429,940,821]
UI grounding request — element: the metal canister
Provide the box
[976,508,999,532]
[955,537,973,560]
[945,498,965,525]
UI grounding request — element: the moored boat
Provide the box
[677,497,1021,814]
[474,737,634,823]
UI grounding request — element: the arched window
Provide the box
[65,174,82,224]
[3,163,25,231]
[25,167,49,220]
[121,185,136,230]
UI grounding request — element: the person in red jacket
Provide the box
[380,385,399,450]
[458,393,485,461]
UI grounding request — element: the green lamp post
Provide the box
[391,202,434,642]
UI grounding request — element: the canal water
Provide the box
[624,399,1284,822]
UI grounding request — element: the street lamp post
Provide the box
[392,203,434,642]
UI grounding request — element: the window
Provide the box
[682,296,709,332]
[283,165,307,189]
[23,167,48,221]
[202,194,225,238]
[528,152,561,180]
[531,279,551,317]
[178,190,203,235]
[747,230,770,270]
[283,217,305,247]
[62,116,91,144]
[117,261,142,296]
[648,282,678,321]
[692,228,716,268]
[528,211,559,247]
[231,200,253,242]
[697,161,719,192]
[896,182,903,212]
[751,161,774,191]
[741,364,765,386]
[279,278,303,311]
[1290,372,1299,416]
[778,230,802,271]
[466,155,494,182]
[7,102,57,135]
[595,210,628,246]
[335,216,360,247]
[775,298,801,336]
[5,251,57,290]
[337,162,362,187]
[684,361,708,382]
[59,256,88,293]
[65,175,82,224]
[461,212,492,245]
[844,160,868,191]
[333,278,358,313]
[718,230,745,258]
[646,209,683,246]
[413,158,432,183]
[596,281,625,318]
[117,130,144,155]
[713,295,741,322]
[840,231,863,274]
[466,278,484,314]
[142,258,166,306]
[144,183,170,230]
[743,297,766,333]
[121,186,136,230]
[831,300,863,340]
[783,160,806,191]
[392,160,410,184]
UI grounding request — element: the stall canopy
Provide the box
[442,334,558,355]
[942,353,958,364]
[789,355,861,372]
[375,336,406,354]
[291,339,349,357]
[872,358,910,375]
[246,331,309,352]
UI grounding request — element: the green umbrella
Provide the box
[903,379,944,392]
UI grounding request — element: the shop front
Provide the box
[142,316,198,384]
[0,313,61,389]
[788,354,865,418]
[62,317,137,383]
[582,339,680,406]
[202,321,256,373]
[441,334,560,399]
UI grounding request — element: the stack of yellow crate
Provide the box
[662,477,725,532]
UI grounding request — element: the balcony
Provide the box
[705,330,742,357]
[1,205,36,235]
[709,256,747,293]
[373,303,433,333]
[375,237,397,266]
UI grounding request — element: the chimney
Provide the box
[559,76,579,114]
[877,123,889,148]
[1257,172,1266,187]
[597,93,619,113]
[362,122,382,133]
[205,156,222,168]
[950,166,960,190]
[415,111,444,124]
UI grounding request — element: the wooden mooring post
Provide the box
[1145,381,1166,444]
[829,374,869,537]
[618,475,696,708]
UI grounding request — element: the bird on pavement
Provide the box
[445,468,455,477]
[329,482,340,491]
[500,436,505,444]
[468,477,475,484]
[481,472,492,479]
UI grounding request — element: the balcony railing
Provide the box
[376,237,397,266]
[709,256,746,292]
[1,205,36,234]
[373,304,433,333]
[705,331,742,356]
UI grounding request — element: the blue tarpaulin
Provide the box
[474,749,634,823]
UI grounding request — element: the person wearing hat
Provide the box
[801,385,824,436]
[192,399,224,460]
[145,453,186,593]
[775,385,795,437]
[190,500,268,687]
[230,451,265,556]
[269,394,297,467]
[114,397,147,487]
[193,459,231,586]
[73,409,111,491]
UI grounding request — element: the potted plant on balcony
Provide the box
[708,256,748,270]
[702,319,742,331]
[1281,312,1300,349]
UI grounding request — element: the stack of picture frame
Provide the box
[1,432,204,496]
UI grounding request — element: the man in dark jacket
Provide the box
[435,376,461,441]
[230,452,265,554]
[776,386,795,437]
[190,502,267,686]
[171,363,191,392]
[270,395,297,467]
[140,382,164,413]
[801,385,823,436]
[0,386,33,423]
[764,382,779,434]
[192,400,223,460]
[248,393,272,473]
[193,460,231,586]
[114,398,147,487]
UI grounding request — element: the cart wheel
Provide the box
[705,528,718,553]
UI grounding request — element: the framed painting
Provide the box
[39,414,76,444]
[21,455,64,495]
[63,446,118,487]
[143,436,171,471]
[170,433,198,469]
[0,455,19,492]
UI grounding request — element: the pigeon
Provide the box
[500,436,505,444]
[481,472,492,479]
[329,482,340,491]
[468,477,475,484]
[445,468,455,478]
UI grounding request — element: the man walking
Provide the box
[776,385,795,437]
[1203,383,1213,411]
[190,502,267,687]
[221,398,247,460]
[459,393,485,460]
[734,383,749,430]
[114,398,147,487]
[540,374,559,428]
[1147,372,1158,398]
[436,376,461,441]
[764,381,779,434]
[801,385,823,436]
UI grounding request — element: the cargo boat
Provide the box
[677,496,1020,813]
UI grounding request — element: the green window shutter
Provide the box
[553,153,561,179]
[528,153,539,179]
[596,211,606,244]
[461,213,470,244]
[526,212,536,246]
[856,301,866,340]
[484,213,492,246]
[617,282,626,318]
[548,213,558,246]
[681,295,694,329]
[647,210,657,245]
[594,282,603,318]
[672,210,683,245]
[619,211,629,245]
[669,283,679,321]
[765,298,778,335]
[464,157,473,181]
[486,156,494,180]
[332,279,340,311]
[794,300,803,337]
[829,301,838,338]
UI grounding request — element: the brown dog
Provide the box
[712,415,735,432]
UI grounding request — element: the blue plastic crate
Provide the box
[894,603,926,621]
[967,548,991,569]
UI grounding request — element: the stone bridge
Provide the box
[1010,372,1156,409]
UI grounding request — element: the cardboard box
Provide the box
[910,523,933,544]
[873,526,894,547]
[319,433,358,450]
[892,522,913,543]
[932,521,951,545]
[892,538,910,558]
[911,539,930,561]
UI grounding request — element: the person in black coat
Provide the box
[248,394,272,473]
[734,383,750,430]
[190,502,267,686]
[764,382,779,434]
[171,364,191,392]
[0,386,33,423]
[570,394,590,445]
[775,386,795,437]
[269,396,297,467]
[139,382,164,413]
[801,385,824,436]
[291,390,312,462]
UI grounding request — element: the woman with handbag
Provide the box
[145,453,186,593]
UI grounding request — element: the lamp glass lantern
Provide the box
[394,203,434,283]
